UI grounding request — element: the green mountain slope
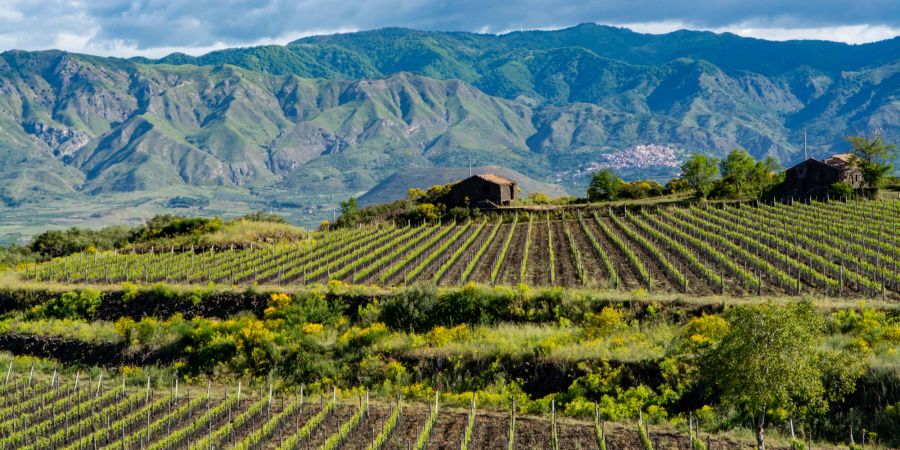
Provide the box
[0,24,899,231]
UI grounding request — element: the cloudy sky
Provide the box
[2,0,899,58]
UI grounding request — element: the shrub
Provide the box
[413,203,442,222]
[339,323,389,348]
[138,215,222,240]
[238,211,288,224]
[279,291,342,326]
[831,181,855,199]
[357,300,382,327]
[528,192,551,204]
[665,178,691,194]
[380,285,438,331]
[681,314,729,350]
[425,324,469,346]
[622,180,664,199]
[584,306,626,339]
[39,289,103,320]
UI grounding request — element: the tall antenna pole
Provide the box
[330,193,336,222]
[468,151,472,177]
[803,128,808,160]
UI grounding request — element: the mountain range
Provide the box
[1,23,898,233]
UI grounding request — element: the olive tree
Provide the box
[702,301,825,450]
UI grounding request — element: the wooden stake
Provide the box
[95,372,103,398]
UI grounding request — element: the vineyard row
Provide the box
[25,200,900,298]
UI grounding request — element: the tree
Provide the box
[413,203,441,222]
[339,197,361,225]
[702,301,825,450]
[719,149,756,196]
[749,156,782,196]
[846,134,897,187]
[588,169,623,201]
[681,154,719,198]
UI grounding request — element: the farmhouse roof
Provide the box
[790,158,834,170]
[824,153,855,171]
[473,173,516,186]
[789,155,856,173]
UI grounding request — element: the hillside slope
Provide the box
[0,24,899,232]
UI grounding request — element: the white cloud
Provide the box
[0,0,898,57]
[0,26,358,58]
[618,21,900,44]
[721,24,900,44]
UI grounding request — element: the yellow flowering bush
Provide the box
[829,305,900,354]
[120,365,141,378]
[682,314,729,349]
[264,292,292,318]
[302,323,324,335]
[402,383,436,402]
[425,324,469,346]
[115,317,137,345]
[339,322,389,347]
[584,306,626,339]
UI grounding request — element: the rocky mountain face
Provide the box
[1,24,898,208]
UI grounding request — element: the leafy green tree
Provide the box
[30,225,132,257]
[719,149,756,196]
[341,197,359,216]
[702,301,825,450]
[846,134,897,187]
[681,154,719,198]
[588,169,623,201]
[339,197,361,225]
[750,156,782,196]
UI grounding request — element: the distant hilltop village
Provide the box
[554,144,681,183]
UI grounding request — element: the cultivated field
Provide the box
[0,369,800,450]
[25,199,900,299]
